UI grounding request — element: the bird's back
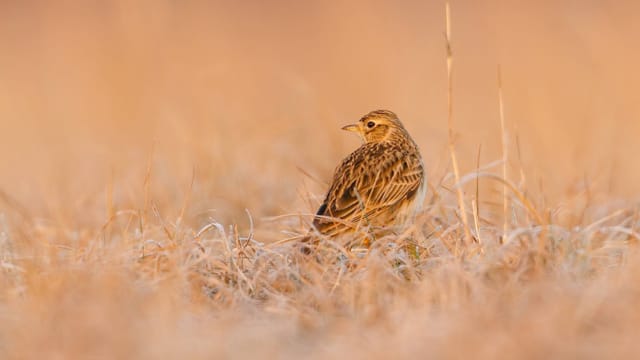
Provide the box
[313,137,425,238]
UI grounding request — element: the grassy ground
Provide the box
[1,2,640,359]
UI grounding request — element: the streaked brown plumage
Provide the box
[308,110,426,246]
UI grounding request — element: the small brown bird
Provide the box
[307,110,426,247]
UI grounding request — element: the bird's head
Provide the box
[342,110,407,143]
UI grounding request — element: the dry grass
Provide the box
[1,2,640,359]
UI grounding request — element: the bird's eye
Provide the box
[367,121,375,128]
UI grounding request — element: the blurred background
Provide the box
[0,0,638,229]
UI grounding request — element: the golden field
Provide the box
[1,1,640,358]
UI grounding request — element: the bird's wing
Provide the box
[313,144,423,235]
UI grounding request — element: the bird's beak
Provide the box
[341,124,360,133]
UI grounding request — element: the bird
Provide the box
[304,109,426,249]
